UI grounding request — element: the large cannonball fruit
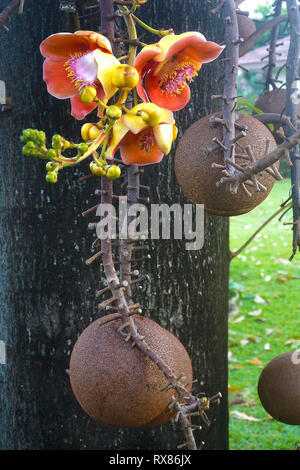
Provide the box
[258,352,300,425]
[69,315,193,427]
[174,113,277,216]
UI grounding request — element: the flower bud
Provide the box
[52,134,62,152]
[79,86,97,104]
[111,65,139,90]
[22,143,36,156]
[46,149,57,159]
[90,162,106,176]
[106,165,121,180]
[20,129,34,143]
[78,142,89,155]
[81,123,102,141]
[46,172,58,183]
[46,161,59,172]
[106,105,122,120]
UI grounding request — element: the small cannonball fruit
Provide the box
[254,88,300,142]
[174,113,277,216]
[258,352,300,425]
[69,315,193,428]
[237,14,256,57]
[237,14,256,42]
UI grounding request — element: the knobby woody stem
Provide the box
[286,0,300,260]
[96,0,219,450]
[265,0,282,91]
[222,0,239,173]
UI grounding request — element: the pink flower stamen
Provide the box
[137,129,155,155]
[159,57,198,96]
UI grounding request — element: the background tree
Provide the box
[0,0,229,450]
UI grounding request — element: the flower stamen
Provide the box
[137,129,155,156]
[158,56,198,96]
[64,51,98,91]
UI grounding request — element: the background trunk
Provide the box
[0,0,229,450]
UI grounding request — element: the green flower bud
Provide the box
[78,142,89,155]
[52,134,62,152]
[46,149,57,159]
[46,161,59,172]
[20,129,34,143]
[36,130,46,147]
[106,165,121,180]
[22,142,36,156]
[46,172,58,183]
[61,138,71,151]
[106,105,122,120]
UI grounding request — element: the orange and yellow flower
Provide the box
[40,31,121,120]
[105,103,177,166]
[134,32,224,111]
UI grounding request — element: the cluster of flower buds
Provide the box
[21,22,223,182]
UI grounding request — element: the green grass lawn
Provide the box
[229,179,300,450]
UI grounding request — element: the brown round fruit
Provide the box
[254,88,300,142]
[174,113,277,216]
[255,88,287,116]
[258,352,300,425]
[237,14,256,41]
[237,14,256,57]
[69,315,193,427]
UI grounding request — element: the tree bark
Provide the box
[0,0,229,450]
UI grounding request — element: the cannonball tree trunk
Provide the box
[0,0,229,450]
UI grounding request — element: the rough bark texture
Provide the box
[0,0,229,450]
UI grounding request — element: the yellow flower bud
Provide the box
[81,123,102,141]
[79,86,97,104]
[106,105,122,120]
[46,172,58,183]
[106,165,121,180]
[111,65,139,90]
[90,162,106,176]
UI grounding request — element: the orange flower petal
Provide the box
[148,32,204,63]
[182,41,225,63]
[133,45,162,102]
[120,130,164,166]
[70,94,98,120]
[40,33,91,60]
[144,71,191,111]
[43,58,78,98]
[75,31,112,53]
